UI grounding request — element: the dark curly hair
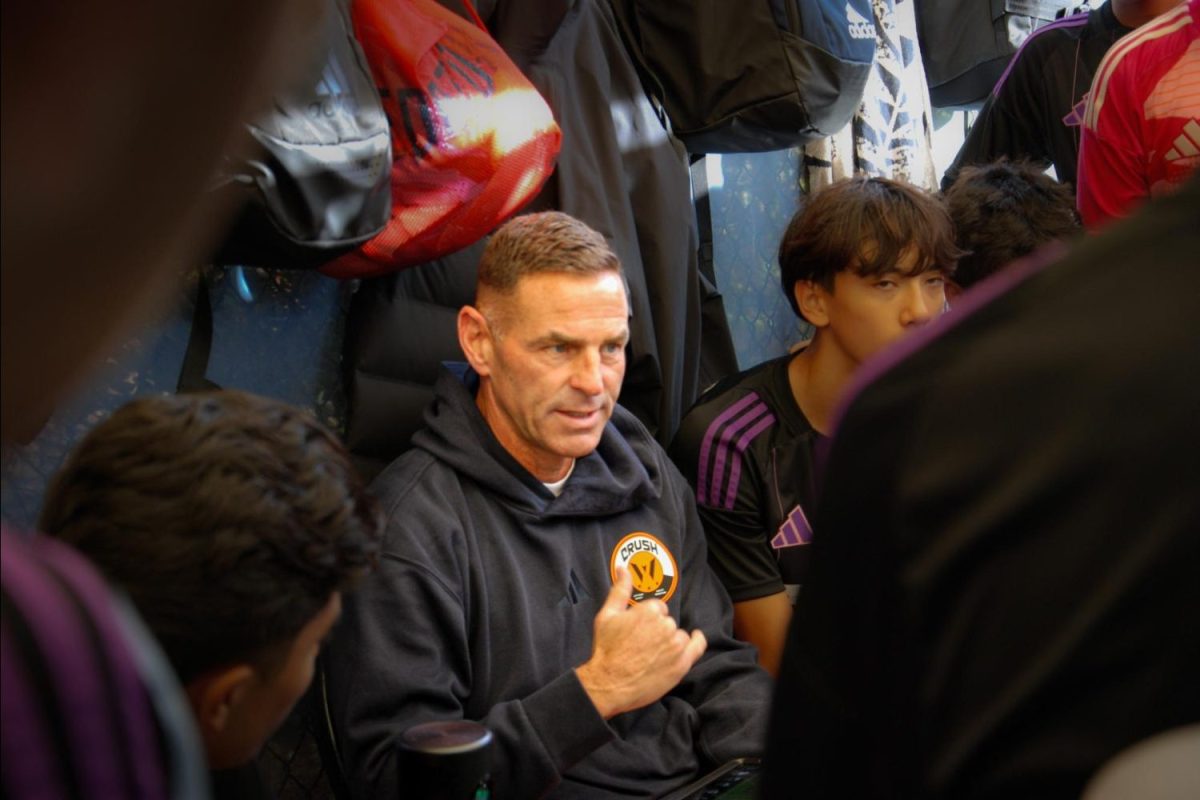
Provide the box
[39,390,383,683]
[944,159,1081,290]
[779,176,963,320]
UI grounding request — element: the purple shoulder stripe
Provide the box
[828,241,1066,438]
[1,617,67,799]
[695,392,776,510]
[0,530,166,800]
[2,536,128,798]
[696,392,760,503]
[993,13,1091,96]
[39,536,165,798]
[720,412,777,510]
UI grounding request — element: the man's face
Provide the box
[212,592,342,768]
[475,271,629,482]
[811,249,947,366]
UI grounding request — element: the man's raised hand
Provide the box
[575,567,707,719]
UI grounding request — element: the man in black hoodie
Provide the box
[326,211,772,798]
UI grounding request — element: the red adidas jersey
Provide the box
[1077,0,1199,228]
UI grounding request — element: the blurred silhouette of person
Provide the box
[2,2,325,797]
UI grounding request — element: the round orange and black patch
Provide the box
[609,532,678,604]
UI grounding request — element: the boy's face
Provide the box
[806,248,947,367]
[206,592,342,768]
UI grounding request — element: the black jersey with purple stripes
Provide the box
[942,1,1130,193]
[669,355,824,604]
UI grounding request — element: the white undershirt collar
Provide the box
[541,459,576,497]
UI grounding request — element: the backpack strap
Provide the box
[691,155,716,285]
[690,155,740,392]
[176,269,222,393]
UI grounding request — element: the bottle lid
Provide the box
[400,720,493,755]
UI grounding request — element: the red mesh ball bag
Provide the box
[321,0,561,279]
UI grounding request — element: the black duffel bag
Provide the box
[210,0,392,270]
[609,0,877,153]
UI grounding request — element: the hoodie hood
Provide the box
[411,365,663,519]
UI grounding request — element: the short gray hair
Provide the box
[478,211,623,293]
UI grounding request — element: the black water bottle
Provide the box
[397,720,493,799]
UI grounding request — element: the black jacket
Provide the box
[328,367,771,799]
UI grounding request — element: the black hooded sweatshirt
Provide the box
[326,367,771,799]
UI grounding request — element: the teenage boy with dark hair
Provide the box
[39,390,383,774]
[944,159,1081,298]
[670,176,962,675]
[763,174,1200,800]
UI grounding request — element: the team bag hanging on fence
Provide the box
[209,0,392,271]
[183,0,392,394]
[321,0,562,279]
[609,0,877,153]
[915,0,1077,107]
